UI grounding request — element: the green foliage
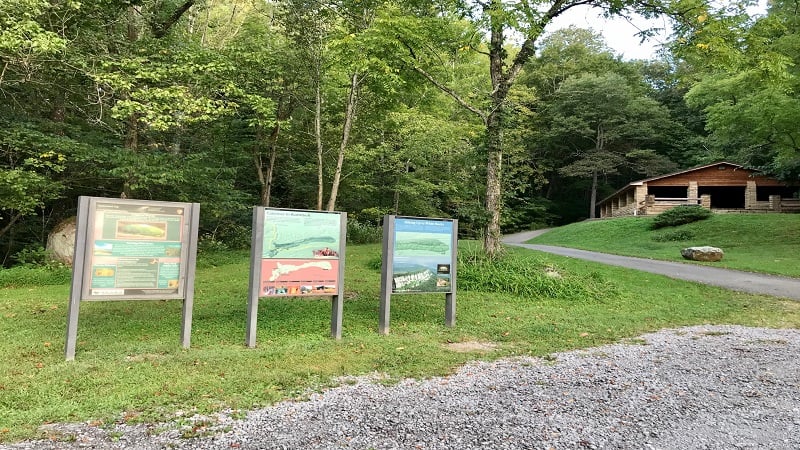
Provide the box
[651,229,696,242]
[346,221,382,244]
[677,1,800,179]
[11,246,58,267]
[0,265,70,287]
[458,246,617,301]
[650,205,712,229]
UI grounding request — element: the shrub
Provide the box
[12,246,62,268]
[457,250,618,301]
[347,221,382,244]
[651,230,695,242]
[650,205,712,230]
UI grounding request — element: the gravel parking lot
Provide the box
[4,325,799,450]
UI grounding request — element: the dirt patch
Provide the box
[445,341,498,353]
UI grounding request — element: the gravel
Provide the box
[4,324,799,450]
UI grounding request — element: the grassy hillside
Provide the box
[528,214,800,277]
[2,242,799,442]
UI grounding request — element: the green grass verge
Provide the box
[528,214,800,277]
[1,242,799,442]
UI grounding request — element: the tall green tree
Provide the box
[393,0,671,255]
[544,73,676,218]
[674,0,800,179]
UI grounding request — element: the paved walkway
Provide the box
[503,230,800,301]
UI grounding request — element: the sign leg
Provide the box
[445,292,456,327]
[331,295,343,339]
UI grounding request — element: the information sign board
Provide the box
[246,207,347,346]
[259,209,343,296]
[379,215,457,334]
[65,197,200,360]
[82,200,191,300]
[391,217,455,293]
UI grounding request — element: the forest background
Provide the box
[1,0,798,266]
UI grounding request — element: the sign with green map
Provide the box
[391,217,455,293]
[259,209,343,297]
[246,207,347,345]
[262,209,341,259]
[378,215,457,335]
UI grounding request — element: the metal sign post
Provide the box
[379,215,458,335]
[246,207,347,347]
[65,196,200,361]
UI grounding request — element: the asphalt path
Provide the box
[503,230,800,301]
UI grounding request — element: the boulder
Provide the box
[681,246,724,262]
[46,217,77,266]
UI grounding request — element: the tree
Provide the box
[394,0,670,256]
[546,73,676,218]
[674,0,800,179]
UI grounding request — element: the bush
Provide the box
[457,249,618,301]
[650,206,712,230]
[347,221,382,244]
[651,230,695,242]
[12,246,62,268]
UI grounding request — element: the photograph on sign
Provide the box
[259,209,342,297]
[392,217,454,293]
[86,201,186,298]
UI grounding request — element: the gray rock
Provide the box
[681,246,724,262]
[46,217,76,266]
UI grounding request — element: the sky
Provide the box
[548,7,672,60]
[548,1,770,61]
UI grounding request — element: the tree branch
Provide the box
[413,66,487,124]
[502,0,595,91]
[0,211,23,240]
[151,0,197,38]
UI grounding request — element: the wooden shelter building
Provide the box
[597,162,800,218]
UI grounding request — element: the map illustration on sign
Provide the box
[392,218,454,293]
[259,209,343,297]
[262,209,341,259]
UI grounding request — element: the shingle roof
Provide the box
[596,162,747,206]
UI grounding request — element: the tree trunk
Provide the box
[589,169,598,219]
[263,127,279,208]
[589,124,604,219]
[482,0,508,258]
[254,96,290,207]
[326,71,359,212]
[315,72,324,211]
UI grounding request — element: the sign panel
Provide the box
[246,207,347,345]
[258,209,343,297]
[392,217,455,293]
[66,196,200,360]
[379,215,457,335]
[82,200,191,300]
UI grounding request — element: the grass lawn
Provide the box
[1,241,799,442]
[528,214,800,277]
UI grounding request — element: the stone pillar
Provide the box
[700,194,711,209]
[634,186,647,215]
[644,195,655,215]
[688,181,698,202]
[745,181,757,209]
[635,186,647,203]
[769,195,782,212]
